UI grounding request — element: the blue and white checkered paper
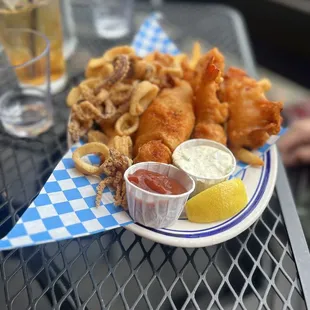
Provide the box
[0,13,285,250]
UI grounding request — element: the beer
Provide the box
[0,0,66,87]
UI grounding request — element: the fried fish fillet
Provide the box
[133,140,172,164]
[220,67,283,150]
[133,80,195,163]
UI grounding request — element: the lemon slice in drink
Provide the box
[186,179,247,223]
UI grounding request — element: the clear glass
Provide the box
[92,0,134,39]
[0,29,53,138]
[61,0,78,60]
[0,0,67,94]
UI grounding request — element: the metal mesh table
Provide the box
[0,2,309,309]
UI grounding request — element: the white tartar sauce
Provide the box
[172,145,234,179]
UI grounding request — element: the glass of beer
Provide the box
[0,0,67,94]
[0,29,53,137]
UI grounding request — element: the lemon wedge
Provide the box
[186,179,247,223]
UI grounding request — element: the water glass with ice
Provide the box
[0,29,53,138]
[92,0,134,39]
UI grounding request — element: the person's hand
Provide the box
[278,119,310,166]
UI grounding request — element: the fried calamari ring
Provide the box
[80,77,101,89]
[87,57,106,70]
[100,63,114,79]
[85,59,113,79]
[87,130,109,144]
[129,81,159,116]
[115,112,139,136]
[73,142,110,175]
[131,59,156,80]
[66,87,81,107]
[108,135,133,158]
[102,45,135,62]
[104,101,130,124]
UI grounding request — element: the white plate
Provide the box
[125,146,277,248]
[68,125,277,248]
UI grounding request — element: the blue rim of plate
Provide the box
[135,151,269,238]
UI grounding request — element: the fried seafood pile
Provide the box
[68,44,283,208]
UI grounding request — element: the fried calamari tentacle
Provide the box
[129,81,159,116]
[68,119,82,142]
[95,55,131,93]
[115,112,139,136]
[109,82,133,106]
[96,177,114,208]
[101,148,131,176]
[79,84,98,105]
[79,101,103,119]
[69,118,94,142]
[72,142,110,175]
[102,45,135,62]
[110,55,131,85]
[71,103,91,122]
[100,99,117,120]
[95,148,131,208]
[96,89,109,103]
[112,171,123,206]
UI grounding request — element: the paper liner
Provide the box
[124,162,195,228]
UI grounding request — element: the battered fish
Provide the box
[133,80,195,163]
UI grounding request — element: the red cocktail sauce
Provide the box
[128,169,186,195]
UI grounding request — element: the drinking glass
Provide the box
[0,0,67,94]
[92,0,134,39]
[61,0,78,60]
[0,29,53,138]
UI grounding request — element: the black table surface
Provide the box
[0,2,309,309]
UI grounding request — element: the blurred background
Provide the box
[167,0,310,105]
